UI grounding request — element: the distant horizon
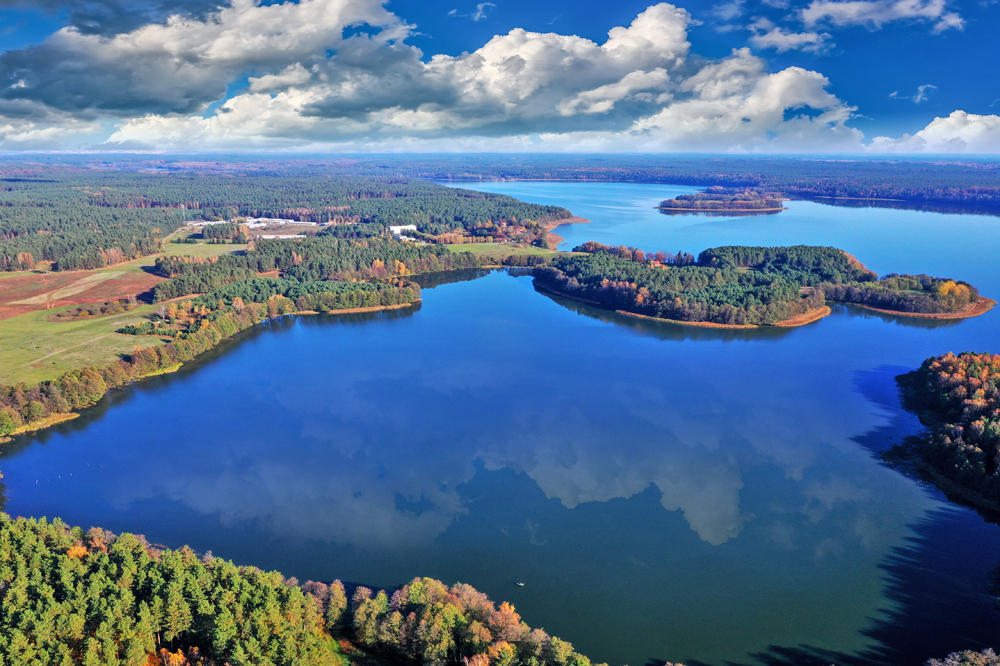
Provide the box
[2,150,1000,159]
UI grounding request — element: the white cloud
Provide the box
[710,0,746,22]
[471,2,494,21]
[748,20,833,53]
[0,0,410,115]
[801,0,964,32]
[6,0,984,153]
[870,110,1000,153]
[106,5,864,153]
[912,83,936,103]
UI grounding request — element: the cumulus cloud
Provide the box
[0,0,220,36]
[801,0,964,32]
[94,2,865,152]
[870,110,1000,153]
[4,0,986,152]
[0,0,409,116]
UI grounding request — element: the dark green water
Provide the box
[3,182,1000,666]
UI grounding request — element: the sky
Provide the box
[0,0,997,152]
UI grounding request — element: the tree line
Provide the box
[0,514,599,666]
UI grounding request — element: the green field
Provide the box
[100,240,249,274]
[0,304,166,386]
[445,243,569,260]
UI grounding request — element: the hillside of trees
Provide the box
[0,164,568,272]
[0,514,601,666]
[532,243,982,326]
[896,352,1000,505]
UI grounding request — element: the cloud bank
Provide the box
[0,0,994,152]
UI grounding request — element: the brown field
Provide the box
[0,269,164,320]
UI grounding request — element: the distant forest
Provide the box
[533,243,982,326]
[0,164,568,272]
[0,515,599,666]
[238,154,1000,211]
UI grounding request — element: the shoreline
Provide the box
[544,216,589,250]
[0,412,80,444]
[0,300,420,444]
[614,310,757,329]
[772,306,832,327]
[538,281,832,330]
[841,296,996,320]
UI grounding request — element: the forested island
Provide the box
[0,514,601,666]
[656,187,786,214]
[896,352,1000,510]
[532,243,990,328]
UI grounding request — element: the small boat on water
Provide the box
[515,582,525,587]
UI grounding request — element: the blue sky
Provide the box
[394,0,998,138]
[0,0,997,151]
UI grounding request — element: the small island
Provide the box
[895,352,1000,511]
[656,187,787,214]
[532,243,992,328]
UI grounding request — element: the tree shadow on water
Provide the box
[662,511,1000,666]
[649,367,1000,666]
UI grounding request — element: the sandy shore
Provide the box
[844,297,996,320]
[539,281,832,329]
[772,306,832,327]
[544,216,589,250]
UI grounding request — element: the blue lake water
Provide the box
[3,182,1000,666]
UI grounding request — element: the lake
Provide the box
[3,181,1000,666]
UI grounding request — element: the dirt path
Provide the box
[11,272,123,306]
[24,333,115,367]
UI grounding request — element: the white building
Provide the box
[389,224,418,236]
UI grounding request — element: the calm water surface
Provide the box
[3,182,1000,666]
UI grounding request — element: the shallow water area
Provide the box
[3,182,1000,666]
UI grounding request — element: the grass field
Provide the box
[445,243,568,259]
[0,242,247,385]
[97,241,249,274]
[0,303,166,386]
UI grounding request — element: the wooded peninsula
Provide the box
[896,352,1000,511]
[532,243,991,327]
